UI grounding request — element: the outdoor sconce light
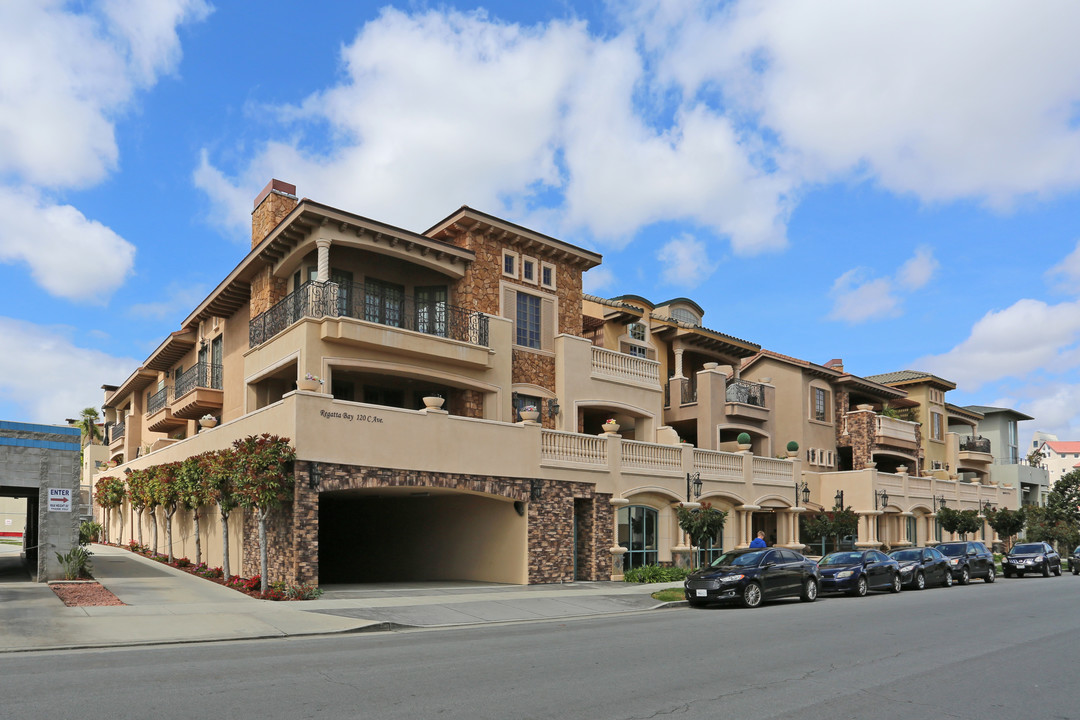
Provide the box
[514,501,526,516]
[981,499,995,513]
[686,472,702,501]
[874,488,889,511]
[530,479,543,502]
[308,462,323,490]
[547,398,560,418]
[800,481,811,505]
[834,489,844,510]
[936,494,947,509]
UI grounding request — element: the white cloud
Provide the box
[657,234,718,288]
[0,317,138,424]
[0,0,207,301]
[583,267,615,294]
[0,187,135,302]
[129,282,210,321]
[828,247,937,323]
[1047,240,1080,292]
[917,298,1080,389]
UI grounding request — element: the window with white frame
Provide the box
[931,411,944,440]
[516,292,541,348]
[813,387,829,422]
[540,262,556,289]
[628,322,645,341]
[502,249,519,279]
[521,256,537,284]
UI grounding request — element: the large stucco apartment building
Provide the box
[89,180,1037,587]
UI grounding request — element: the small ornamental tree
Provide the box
[127,468,153,547]
[93,475,125,544]
[675,502,727,565]
[202,449,240,580]
[1024,505,1080,553]
[153,462,182,563]
[233,434,296,594]
[986,507,1025,551]
[176,455,212,566]
[143,466,162,555]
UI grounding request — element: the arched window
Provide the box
[617,505,658,569]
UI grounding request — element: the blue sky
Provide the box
[3,1,1080,450]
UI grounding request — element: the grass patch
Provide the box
[651,588,685,602]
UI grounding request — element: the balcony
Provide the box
[172,362,224,419]
[724,379,769,421]
[960,435,991,453]
[590,346,660,387]
[145,385,186,433]
[875,415,919,450]
[250,280,489,350]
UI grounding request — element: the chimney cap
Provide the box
[254,179,297,210]
[824,358,844,369]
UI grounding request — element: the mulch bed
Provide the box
[50,582,125,607]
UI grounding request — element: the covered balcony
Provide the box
[172,362,224,419]
[145,385,186,433]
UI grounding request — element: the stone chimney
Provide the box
[824,358,844,373]
[249,179,297,318]
[252,179,298,248]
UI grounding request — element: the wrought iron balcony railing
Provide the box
[960,436,991,453]
[725,379,766,407]
[146,386,170,416]
[249,280,489,349]
[174,362,223,398]
[110,420,125,443]
[681,378,697,404]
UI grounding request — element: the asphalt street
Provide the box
[2,572,1078,719]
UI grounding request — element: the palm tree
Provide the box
[76,407,103,447]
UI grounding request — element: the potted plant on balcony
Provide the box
[199,414,218,430]
[737,432,752,451]
[519,404,540,422]
[602,417,620,433]
[786,440,799,458]
[423,393,445,410]
[298,373,323,392]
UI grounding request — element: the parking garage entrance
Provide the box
[318,486,528,585]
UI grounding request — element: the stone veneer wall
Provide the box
[247,462,612,585]
[449,388,484,419]
[249,184,298,318]
[512,350,557,428]
[249,270,288,318]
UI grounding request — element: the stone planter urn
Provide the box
[519,409,539,421]
[298,378,321,392]
[602,421,620,434]
[856,403,874,411]
[199,417,218,430]
[423,396,445,410]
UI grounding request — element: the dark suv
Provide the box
[936,541,996,584]
[1003,542,1061,578]
[1070,546,1080,575]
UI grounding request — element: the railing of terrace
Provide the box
[725,379,766,407]
[591,346,660,385]
[146,386,170,416]
[540,430,607,465]
[692,448,743,479]
[174,362,223,399]
[960,436,992,453]
[621,440,681,471]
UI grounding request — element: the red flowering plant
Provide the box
[232,434,296,595]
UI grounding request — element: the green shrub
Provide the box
[79,520,102,546]
[270,580,324,600]
[56,547,93,580]
[737,432,752,445]
[623,565,691,583]
[786,440,799,452]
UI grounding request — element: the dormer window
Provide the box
[629,322,645,341]
[670,307,699,325]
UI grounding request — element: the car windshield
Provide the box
[890,550,921,562]
[709,550,767,568]
[937,544,965,557]
[1012,544,1043,555]
[820,552,863,565]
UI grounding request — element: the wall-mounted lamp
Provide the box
[530,479,543,502]
[308,462,322,491]
[514,501,526,516]
[935,494,947,510]
[795,480,809,506]
[547,398,560,418]
[980,499,995,513]
[686,472,702,501]
[874,488,889,511]
[834,489,845,510]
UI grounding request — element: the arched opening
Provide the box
[617,505,658,569]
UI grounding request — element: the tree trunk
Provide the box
[165,506,176,563]
[220,510,231,581]
[259,508,269,595]
[118,506,125,547]
[102,507,109,544]
[136,507,143,546]
[151,509,158,555]
[193,509,202,566]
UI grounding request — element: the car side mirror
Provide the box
[762,561,775,569]
[968,550,977,556]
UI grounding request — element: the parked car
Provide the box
[684,548,821,608]
[1003,542,1061,578]
[936,540,996,584]
[888,547,953,590]
[818,550,901,596]
[1069,546,1080,575]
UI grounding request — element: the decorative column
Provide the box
[315,238,331,282]
[926,513,938,546]
[783,508,806,549]
[736,505,760,548]
[609,498,628,580]
[855,511,882,548]
[673,347,685,379]
[672,501,700,569]
[899,512,913,546]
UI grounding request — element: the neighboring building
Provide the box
[865,370,958,478]
[1036,440,1080,487]
[964,406,1048,507]
[1031,430,1058,451]
[89,181,1019,584]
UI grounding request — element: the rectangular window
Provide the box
[628,322,645,341]
[522,257,536,283]
[516,292,541,348]
[814,387,828,422]
[540,262,555,289]
[415,285,448,337]
[502,250,518,278]
[931,411,943,440]
[364,278,405,328]
[627,344,647,358]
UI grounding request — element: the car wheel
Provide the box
[943,571,953,588]
[890,573,902,593]
[850,576,868,597]
[915,572,926,590]
[1072,565,1078,576]
[985,566,995,583]
[1043,562,1051,578]
[1054,563,1062,577]
[800,577,818,603]
[741,582,763,608]
[959,567,970,585]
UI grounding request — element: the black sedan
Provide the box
[684,548,820,608]
[888,547,953,590]
[936,540,996,584]
[1003,542,1061,577]
[1070,546,1080,575]
[818,550,901,596]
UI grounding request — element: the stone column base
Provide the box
[609,546,627,581]
[671,546,693,569]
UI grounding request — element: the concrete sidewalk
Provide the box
[0,544,682,653]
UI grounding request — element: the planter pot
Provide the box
[737,443,752,451]
[519,409,539,421]
[856,403,874,411]
[423,396,446,410]
[298,379,321,392]
[602,422,620,433]
[786,450,798,458]
[199,418,218,430]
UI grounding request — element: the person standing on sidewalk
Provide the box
[749,531,767,548]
